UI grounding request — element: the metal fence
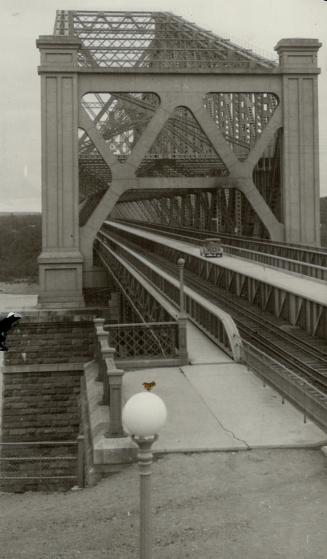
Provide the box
[243,341,327,431]
[0,438,84,492]
[222,245,327,281]
[105,322,179,359]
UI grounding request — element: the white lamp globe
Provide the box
[122,392,167,437]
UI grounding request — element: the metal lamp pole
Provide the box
[132,434,158,559]
[122,392,167,559]
[177,257,185,315]
[177,257,188,362]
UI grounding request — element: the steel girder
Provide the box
[54,10,276,72]
[76,85,285,249]
[204,92,279,160]
[95,238,172,324]
[62,11,282,239]
[79,88,282,238]
[111,188,271,238]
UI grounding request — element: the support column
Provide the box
[275,39,321,245]
[36,36,84,307]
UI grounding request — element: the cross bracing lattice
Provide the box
[204,93,279,160]
[54,9,283,238]
[54,10,276,72]
[136,107,229,177]
[78,130,112,200]
[80,92,160,163]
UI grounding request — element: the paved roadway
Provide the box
[108,221,327,306]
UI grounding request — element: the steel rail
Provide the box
[149,253,327,391]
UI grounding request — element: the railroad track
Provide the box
[166,260,327,391]
[106,232,327,392]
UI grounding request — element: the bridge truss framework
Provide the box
[36,10,321,307]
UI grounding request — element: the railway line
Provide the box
[100,228,327,395]
[156,255,327,392]
[113,220,327,278]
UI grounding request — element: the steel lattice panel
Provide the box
[111,188,271,238]
[78,130,112,201]
[252,129,282,222]
[54,10,276,72]
[81,92,160,162]
[204,92,279,160]
[136,107,229,177]
[107,324,177,358]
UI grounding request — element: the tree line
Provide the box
[0,214,41,281]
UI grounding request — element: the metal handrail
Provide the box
[0,437,84,488]
[96,232,242,361]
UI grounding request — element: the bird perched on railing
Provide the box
[0,312,22,351]
[143,381,156,391]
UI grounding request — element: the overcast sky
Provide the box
[0,0,326,212]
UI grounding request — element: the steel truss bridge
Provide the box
[35,10,327,419]
[36,9,322,308]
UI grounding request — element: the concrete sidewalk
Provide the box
[122,322,327,453]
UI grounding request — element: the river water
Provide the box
[0,282,38,312]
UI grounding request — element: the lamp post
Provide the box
[122,392,167,559]
[177,258,188,362]
[211,216,219,233]
[177,257,186,316]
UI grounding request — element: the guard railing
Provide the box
[243,341,327,431]
[96,232,242,362]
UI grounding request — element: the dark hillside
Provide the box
[0,214,41,281]
[321,196,327,247]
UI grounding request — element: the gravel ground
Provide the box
[0,449,326,559]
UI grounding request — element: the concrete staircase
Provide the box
[0,311,97,492]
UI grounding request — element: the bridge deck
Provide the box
[89,320,327,460]
[120,321,326,453]
[109,221,327,306]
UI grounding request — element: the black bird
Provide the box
[0,312,22,351]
